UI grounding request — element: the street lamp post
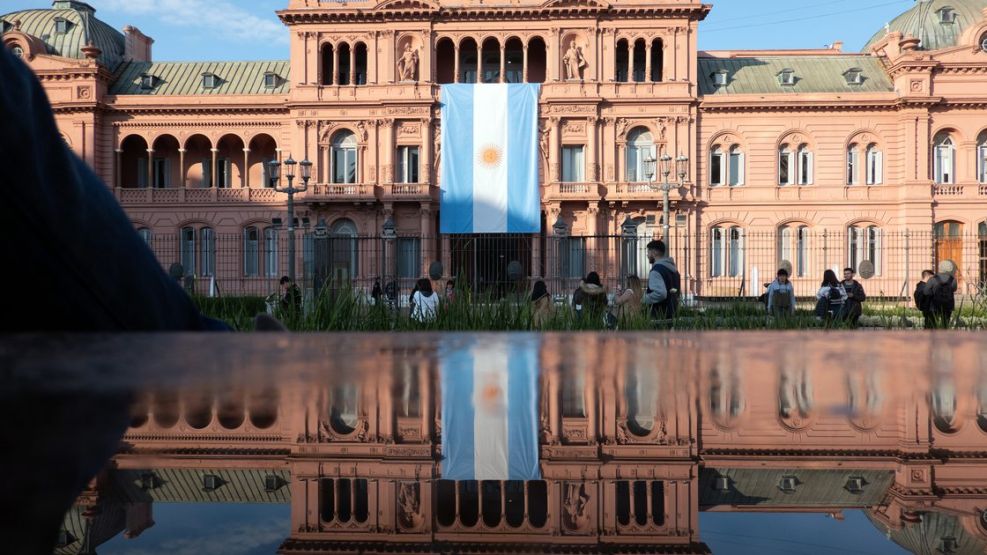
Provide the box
[269,155,312,285]
[645,153,689,242]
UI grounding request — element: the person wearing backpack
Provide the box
[914,269,935,329]
[840,268,867,326]
[928,262,958,329]
[766,268,795,317]
[814,269,847,321]
[643,240,681,321]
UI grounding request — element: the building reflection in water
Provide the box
[50,333,987,554]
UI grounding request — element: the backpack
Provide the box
[914,283,931,311]
[827,286,842,303]
[930,275,955,308]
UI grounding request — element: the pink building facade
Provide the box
[6,0,987,297]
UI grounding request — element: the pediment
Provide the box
[372,0,440,11]
[541,0,610,10]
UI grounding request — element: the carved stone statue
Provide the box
[397,482,424,529]
[563,43,588,81]
[562,482,591,530]
[397,44,419,82]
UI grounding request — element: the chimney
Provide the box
[831,40,843,52]
[123,25,153,62]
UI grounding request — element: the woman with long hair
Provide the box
[815,269,847,321]
[572,271,608,322]
[530,280,553,328]
[410,277,439,323]
[614,275,643,321]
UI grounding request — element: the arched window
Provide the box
[797,145,813,185]
[481,38,500,83]
[848,224,882,276]
[459,38,478,83]
[354,43,368,85]
[137,227,152,245]
[243,226,260,277]
[977,131,987,184]
[264,227,278,278]
[331,219,359,282]
[778,145,793,186]
[179,226,196,276]
[331,131,358,184]
[200,227,215,276]
[778,224,809,278]
[320,43,334,86]
[649,39,663,82]
[526,37,547,84]
[632,39,646,82]
[934,221,963,278]
[709,147,724,187]
[865,144,883,185]
[435,38,455,84]
[615,39,629,82]
[934,133,955,184]
[625,128,655,182]
[329,384,359,434]
[625,364,657,436]
[728,146,744,186]
[846,144,859,185]
[711,225,744,278]
[337,42,351,85]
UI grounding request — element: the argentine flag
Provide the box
[440,337,540,480]
[439,84,541,234]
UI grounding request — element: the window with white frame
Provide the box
[139,74,155,90]
[264,227,278,278]
[778,224,809,277]
[264,72,278,89]
[848,224,882,276]
[865,144,883,185]
[844,68,863,86]
[396,237,421,279]
[395,145,420,184]
[200,227,215,276]
[779,145,794,186]
[977,132,987,184]
[797,145,813,185]
[709,147,724,187]
[626,128,656,182]
[778,69,795,86]
[934,134,956,184]
[244,226,260,277]
[728,146,744,186]
[847,145,859,185]
[712,70,728,87]
[331,131,358,184]
[710,225,744,278]
[179,227,196,276]
[939,7,956,23]
[54,17,68,34]
[561,145,585,183]
[202,73,218,89]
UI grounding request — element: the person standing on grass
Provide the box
[530,280,554,328]
[766,268,796,317]
[928,262,958,329]
[840,268,867,326]
[371,279,383,306]
[815,269,847,321]
[445,280,457,304]
[643,240,680,320]
[615,275,644,322]
[279,276,302,316]
[572,271,608,322]
[914,269,935,328]
[410,277,440,323]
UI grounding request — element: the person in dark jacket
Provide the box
[928,262,959,329]
[840,268,867,326]
[0,46,228,332]
[914,269,935,328]
[572,271,608,322]
[815,269,847,321]
[279,276,302,315]
[642,240,681,320]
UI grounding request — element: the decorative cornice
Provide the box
[104,105,289,116]
[112,120,283,128]
[699,99,900,114]
[277,5,709,25]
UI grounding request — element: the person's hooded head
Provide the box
[531,280,549,303]
[585,272,602,287]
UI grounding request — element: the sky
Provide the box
[2,0,917,61]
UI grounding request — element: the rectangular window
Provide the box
[396,146,420,184]
[728,150,743,186]
[796,227,808,277]
[244,227,260,277]
[710,150,723,187]
[180,227,196,276]
[728,228,743,277]
[561,145,585,183]
[396,237,421,279]
[152,158,168,189]
[847,149,858,185]
[866,149,883,185]
[711,228,723,277]
[264,228,278,278]
[979,145,987,184]
[200,228,215,277]
[333,148,357,184]
[216,158,231,188]
[797,149,813,185]
[302,233,315,281]
[561,237,586,279]
[935,146,954,184]
[778,151,791,186]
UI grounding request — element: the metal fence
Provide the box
[143,229,987,304]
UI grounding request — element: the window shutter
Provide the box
[874,151,883,184]
[805,151,814,185]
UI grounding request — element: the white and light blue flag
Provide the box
[439,84,541,234]
[440,337,540,480]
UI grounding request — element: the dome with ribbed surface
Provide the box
[866,511,987,555]
[863,0,987,52]
[1,1,125,69]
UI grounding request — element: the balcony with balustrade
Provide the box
[113,187,284,205]
[543,182,606,202]
[304,183,377,204]
[379,183,436,203]
[933,182,987,199]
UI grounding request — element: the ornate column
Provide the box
[145,148,154,188]
[668,29,677,82]
[549,116,561,183]
[178,148,186,188]
[114,148,122,189]
[332,46,339,85]
[499,42,506,83]
[453,44,460,83]
[381,119,395,183]
[420,203,433,274]
[587,117,599,182]
[421,118,432,185]
[645,39,652,82]
[348,46,356,85]
[627,39,635,82]
[476,47,482,83]
[210,147,218,188]
[522,43,528,83]
[242,147,250,188]
[548,27,560,81]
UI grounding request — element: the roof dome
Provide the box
[866,511,987,555]
[863,0,987,52]
[1,1,125,69]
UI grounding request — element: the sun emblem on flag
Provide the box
[478,144,503,168]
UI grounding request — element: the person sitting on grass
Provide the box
[815,269,847,322]
[572,271,608,323]
[615,275,643,323]
[530,280,554,329]
[840,267,866,326]
[410,277,440,323]
[766,268,796,317]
